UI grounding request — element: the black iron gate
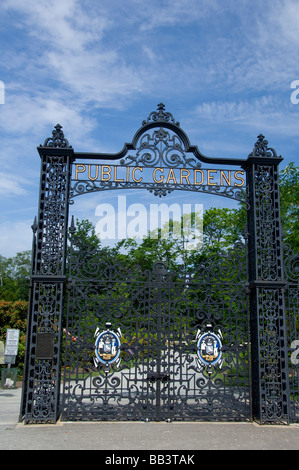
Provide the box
[61,236,250,422]
[20,104,298,424]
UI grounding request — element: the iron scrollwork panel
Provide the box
[23,281,64,423]
[182,243,251,421]
[35,155,71,276]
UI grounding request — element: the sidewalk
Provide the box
[1,387,299,450]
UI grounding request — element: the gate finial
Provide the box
[249,134,280,159]
[41,123,72,148]
[142,103,180,127]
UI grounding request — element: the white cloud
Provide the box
[192,96,299,136]
[1,0,148,122]
[45,49,144,108]
[2,0,296,120]
[255,0,299,48]
[0,220,33,257]
[0,0,298,261]
[0,172,29,197]
[3,0,110,50]
[0,91,99,151]
[194,97,277,122]
[134,0,218,30]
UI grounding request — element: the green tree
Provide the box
[0,251,31,301]
[70,218,101,252]
[202,206,245,250]
[279,162,299,250]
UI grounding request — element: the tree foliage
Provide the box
[0,251,31,301]
[279,162,299,250]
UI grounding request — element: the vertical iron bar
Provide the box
[155,270,162,420]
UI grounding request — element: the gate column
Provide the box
[20,125,73,423]
[245,134,289,424]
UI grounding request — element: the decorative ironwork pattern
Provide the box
[42,123,71,149]
[142,102,181,127]
[120,127,200,169]
[70,119,247,203]
[61,234,250,422]
[20,126,73,424]
[247,146,289,423]
[248,134,279,159]
[70,177,247,202]
[254,165,284,281]
[22,281,64,423]
[34,154,71,275]
[256,287,288,422]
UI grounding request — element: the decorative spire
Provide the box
[249,134,279,158]
[69,215,76,235]
[31,216,38,233]
[42,124,71,148]
[142,103,180,127]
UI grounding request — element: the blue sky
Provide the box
[0,0,298,257]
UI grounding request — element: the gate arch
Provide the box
[70,103,247,204]
[20,104,294,424]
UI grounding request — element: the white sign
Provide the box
[0,341,5,365]
[5,329,20,357]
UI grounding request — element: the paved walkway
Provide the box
[1,387,299,451]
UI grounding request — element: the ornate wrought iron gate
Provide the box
[61,237,250,422]
[20,104,298,424]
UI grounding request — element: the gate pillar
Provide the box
[245,135,289,423]
[20,125,73,423]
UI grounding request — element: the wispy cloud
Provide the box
[0,0,298,257]
[133,0,219,30]
[0,220,33,257]
[2,0,297,127]
[2,0,144,102]
[193,95,299,136]
[0,172,28,197]
[194,96,278,123]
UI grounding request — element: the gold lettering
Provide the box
[132,166,143,183]
[180,169,190,185]
[220,170,231,186]
[153,167,164,183]
[234,170,245,187]
[88,164,99,181]
[166,168,177,184]
[75,164,86,180]
[126,166,130,182]
[101,165,112,181]
[207,169,217,185]
[194,169,204,185]
[114,165,124,182]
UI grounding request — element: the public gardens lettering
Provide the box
[74,164,245,187]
